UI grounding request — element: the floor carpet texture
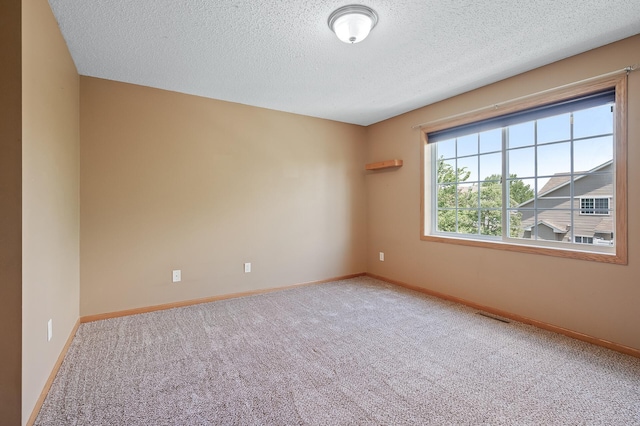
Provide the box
[35,277,640,425]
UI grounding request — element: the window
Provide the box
[421,75,627,264]
[580,197,610,215]
[575,236,594,244]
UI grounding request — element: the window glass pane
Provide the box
[437,159,457,183]
[436,138,456,159]
[593,236,614,247]
[536,192,569,211]
[508,147,535,179]
[574,236,596,244]
[480,209,501,236]
[479,153,501,181]
[537,113,571,144]
[480,128,501,153]
[480,181,501,208]
[457,185,477,209]
[594,198,609,214]
[457,155,479,182]
[457,134,478,157]
[508,208,531,238]
[579,197,610,215]
[574,104,613,139]
[508,121,534,148]
[437,209,456,232]
[537,175,561,196]
[537,142,571,177]
[507,178,535,207]
[458,210,479,235]
[437,184,457,209]
[574,136,613,172]
[572,173,612,203]
[480,180,502,236]
[581,197,594,214]
[532,209,571,241]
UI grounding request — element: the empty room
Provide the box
[2,0,640,424]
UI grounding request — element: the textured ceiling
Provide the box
[48,0,640,126]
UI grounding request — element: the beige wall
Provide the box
[366,35,640,350]
[80,78,367,316]
[0,0,23,424]
[11,9,639,422]
[21,0,80,423]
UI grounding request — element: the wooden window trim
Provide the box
[420,75,628,265]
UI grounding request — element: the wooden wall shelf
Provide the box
[365,159,403,171]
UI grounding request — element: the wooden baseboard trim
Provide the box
[27,318,81,426]
[81,273,366,323]
[366,273,640,359]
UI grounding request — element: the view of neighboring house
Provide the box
[517,161,614,246]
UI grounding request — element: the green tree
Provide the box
[436,158,474,233]
[509,177,534,205]
[479,178,502,235]
[480,174,533,236]
[507,175,534,238]
[436,159,534,237]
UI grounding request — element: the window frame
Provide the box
[420,75,627,265]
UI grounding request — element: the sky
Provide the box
[435,103,614,191]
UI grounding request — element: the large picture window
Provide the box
[421,76,627,264]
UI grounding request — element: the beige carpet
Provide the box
[35,277,640,425]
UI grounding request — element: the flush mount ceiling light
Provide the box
[328,4,378,44]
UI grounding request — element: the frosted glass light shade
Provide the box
[333,13,372,43]
[328,5,378,44]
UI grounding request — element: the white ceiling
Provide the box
[48,0,640,126]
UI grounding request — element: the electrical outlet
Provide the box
[379,252,385,261]
[172,270,181,283]
[244,263,251,273]
[47,319,52,342]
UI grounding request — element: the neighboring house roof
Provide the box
[516,160,614,240]
[537,174,572,195]
[524,220,566,233]
[594,217,614,233]
[517,160,613,207]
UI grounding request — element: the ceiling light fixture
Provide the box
[328,4,378,44]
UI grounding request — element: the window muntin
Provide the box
[423,79,627,264]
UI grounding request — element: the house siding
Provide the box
[518,162,613,243]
